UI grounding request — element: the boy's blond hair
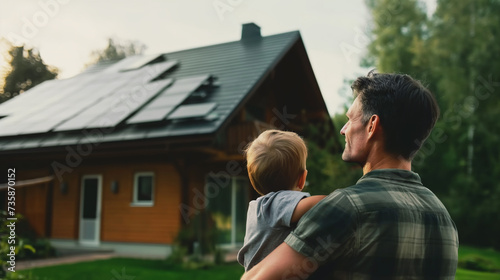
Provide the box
[245,129,307,196]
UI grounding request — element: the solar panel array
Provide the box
[0,56,218,137]
[126,74,212,124]
[0,58,179,136]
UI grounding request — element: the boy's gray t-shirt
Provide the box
[237,190,310,271]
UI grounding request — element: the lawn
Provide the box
[14,245,500,280]
[17,258,245,280]
[456,245,500,280]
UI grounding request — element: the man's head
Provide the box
[341,71,440,164]
[245,129,308,196]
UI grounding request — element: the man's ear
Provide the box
[367,114,381,139]
[296,170,308,191]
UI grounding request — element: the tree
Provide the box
[425,0,500,249]
[86,38,147,66]
[364,0,429,78]
[304,118,362,196]
[1,44,58,103]
[363,0,500,249]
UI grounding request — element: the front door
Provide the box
[79,175,102,246]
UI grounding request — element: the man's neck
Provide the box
[362,153,411,175]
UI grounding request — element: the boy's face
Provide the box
[340,97,370,165]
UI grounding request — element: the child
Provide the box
[237,129,326,271]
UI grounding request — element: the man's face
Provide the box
[340,97,369,165]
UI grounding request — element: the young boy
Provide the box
[237,129,326,271]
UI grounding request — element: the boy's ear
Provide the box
[297,170,308,191]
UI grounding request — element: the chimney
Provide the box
[241,23,261,40]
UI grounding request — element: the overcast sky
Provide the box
[0,0,436,115]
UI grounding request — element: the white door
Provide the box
[79,175,102,246]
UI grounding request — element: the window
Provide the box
[132,172,154,206]
[206,176,249,247]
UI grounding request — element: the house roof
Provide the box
[0,29,328,154]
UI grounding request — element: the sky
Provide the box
[0,0,436,115]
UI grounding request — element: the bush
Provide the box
[165,245,187,267]
[458,255,499,272]
[0,211,36,279]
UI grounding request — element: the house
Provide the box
[0,23,339,257]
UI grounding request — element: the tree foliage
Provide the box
[86,38,146,66]
[363,0,500,249]
[1,44,58,103]
[304,119,362,196]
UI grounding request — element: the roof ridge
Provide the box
[159,30,300,56]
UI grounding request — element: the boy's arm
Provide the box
[241,242,313,280]
[290,195,326,223]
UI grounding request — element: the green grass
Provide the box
[456,268,500,280]
[14,245,500,280]
[456,245,500,280]
[17,258,245,280]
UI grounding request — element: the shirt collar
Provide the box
[357,169,422,185]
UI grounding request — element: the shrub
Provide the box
[458,255,498,272]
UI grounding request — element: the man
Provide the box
[242,71,459,279]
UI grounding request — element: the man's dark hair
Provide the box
[351,70,440,160]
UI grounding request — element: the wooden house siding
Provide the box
[100,163,181,244]
[16,183,48,237]
[51,172,82,239]
[47,162,182,243]
[10,170,53,238]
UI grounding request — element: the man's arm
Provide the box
[291,195,326,223]
[241,242,316,280]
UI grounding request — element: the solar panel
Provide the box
[3,72,132,135]
[143,92,191,109]
[53,65,174,132]
[119,54,165,71]
[0,124,23,137]
[138,60,178,82]
[126,107,176,124]
[84,78,173,129]
[0,79,70,118]
[165,74,211,95]
[167,102,217,120]
[124,74,212,124]
[0,78,86,136]
[0,79,58,115]
[0,59,181,136]
[101,56,144,73]
[16,119,59,135]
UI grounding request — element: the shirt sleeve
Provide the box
[258,191,310,228]
[284,189,357,265]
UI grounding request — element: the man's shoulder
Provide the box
[323,178,386,202]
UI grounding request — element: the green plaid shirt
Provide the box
[285,169,459,279]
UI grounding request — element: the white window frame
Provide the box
[131,172,155,207]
